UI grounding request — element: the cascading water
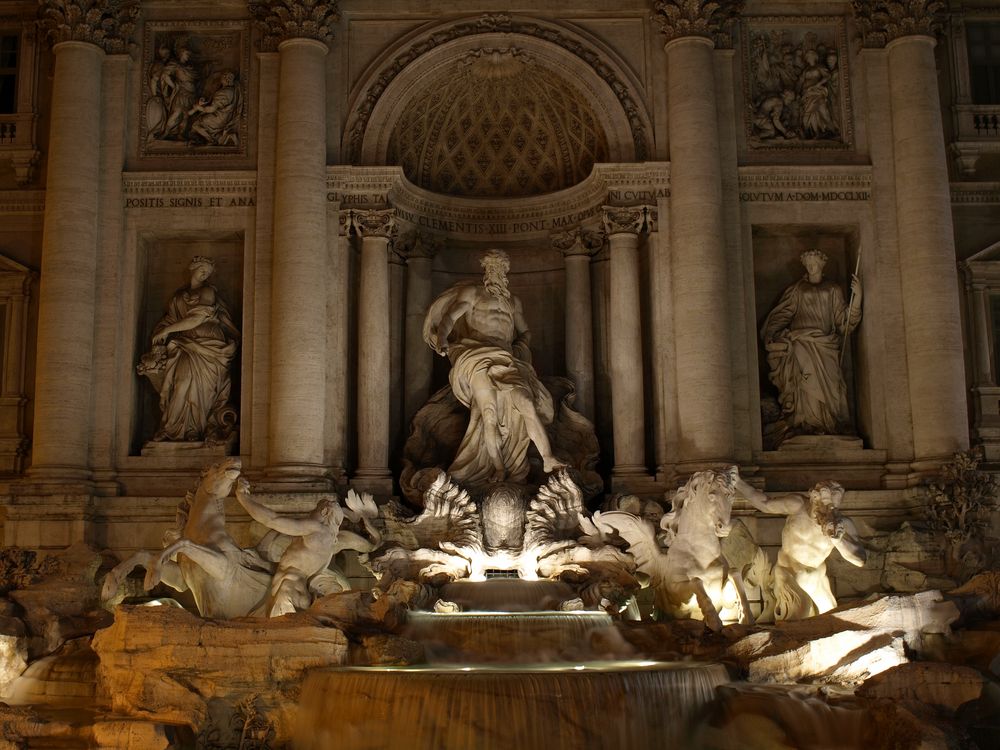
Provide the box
[294,580,730,749]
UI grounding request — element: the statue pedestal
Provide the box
[140,435,236,458]
[755,435,887,490]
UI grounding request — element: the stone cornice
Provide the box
[851,0,946,48]
[122,171,257,197]
[952,182,1000,204]
[652,0,744,48]
[740,166,872,193]
[326,163,670,241]
[37,0,138,53]
[0,190,45,215]
[249,0,339,51]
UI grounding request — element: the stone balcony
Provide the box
[952,104,1000,177]
[0,112,38,186]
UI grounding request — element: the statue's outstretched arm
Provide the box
[235,477,316,537]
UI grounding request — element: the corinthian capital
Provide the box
[601,206,648,236]
[351,208,395,238]
[38,0,139,53]
[851,0,946,48]
[652,0,744,47]
[249,0,340,51]
[396,230,442,260]
[552,228,604,257]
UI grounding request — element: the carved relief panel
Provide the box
[742,18,853,150]
[140,22,249,158]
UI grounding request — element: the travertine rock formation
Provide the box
[92,605,349,746]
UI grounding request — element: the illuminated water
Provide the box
[295,660,730,750]
[296,592,730,750]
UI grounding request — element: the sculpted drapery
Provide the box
[762,250,861,437]
[141,257,239,443]
[422,250,562,487]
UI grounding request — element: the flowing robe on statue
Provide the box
[154,287,238,441]
[762,278,859,435]
[423,283,554,486]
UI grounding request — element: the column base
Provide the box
[610,466,661,496]
[17,465,96,496]
[259,464,335,492]
[351,469,394,497]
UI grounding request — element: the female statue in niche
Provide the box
[138,256,240,444]
[761,249,861,445]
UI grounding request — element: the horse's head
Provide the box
[198,457,243,497]
[663,467,736,540]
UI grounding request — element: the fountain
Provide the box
[3,250,978,750]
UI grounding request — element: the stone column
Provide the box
[602,206,648,479]
[251,1,340,483]
[29,1,136,485]
[353,209,395,493]
[400,232,440,426]
[552,228,600,421]
[654,0,740,467]
[966,280,993,387]
[853,1,970,466]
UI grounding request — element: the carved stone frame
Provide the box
[139,20,250,159]
[741,16,854,151]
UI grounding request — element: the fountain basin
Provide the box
[295,660,729,750]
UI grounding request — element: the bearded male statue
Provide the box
[421,250,568,488]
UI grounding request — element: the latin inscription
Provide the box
[740,190,870,202]
[125,196,256,209]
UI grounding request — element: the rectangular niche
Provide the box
[752,227,863,451]
[140,21,249,158]
[742,16,853,150]
[132,234,244,454]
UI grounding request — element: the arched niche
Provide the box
[345,15,654,178]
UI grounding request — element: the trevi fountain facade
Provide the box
[1,0,1000,748]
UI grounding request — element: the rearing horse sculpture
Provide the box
[598,467,754,631]
[101,457,272,618]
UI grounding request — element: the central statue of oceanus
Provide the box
[423,250,564,484]
[402,250,600,501]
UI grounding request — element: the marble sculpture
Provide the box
[101,458,381,618]
[741,478,867,620]
[137,256,240,444]
[423,249,566,483]
[598,467,755,631]
[761,249,862,444]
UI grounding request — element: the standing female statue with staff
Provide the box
[762,249,862,440]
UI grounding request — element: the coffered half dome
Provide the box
[387,49,609,198]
